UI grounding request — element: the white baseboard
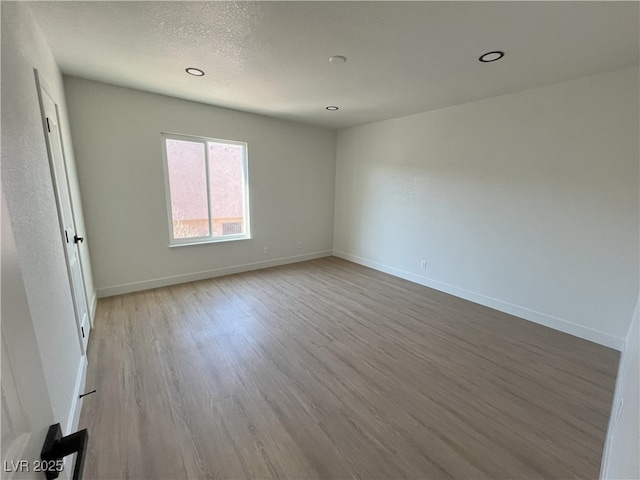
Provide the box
[97,251,333,298]
[333,250,624,351]
[66,356,87,435]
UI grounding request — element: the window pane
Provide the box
[209,142,245,237]
[166,139,210,239]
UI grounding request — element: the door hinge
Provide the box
[46,117,51,133]
[81,326,85,338]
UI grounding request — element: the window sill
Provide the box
[169,235,251,248]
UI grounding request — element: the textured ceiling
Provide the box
[29,1,639,130]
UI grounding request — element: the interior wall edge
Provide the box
[333,249,624,351]
[1,0,87,433]
[96,250,333,298]
[599,294,640,479]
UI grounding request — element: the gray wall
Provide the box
[334,68,639,349]
[1,2,89,433]
[63,77,337,296]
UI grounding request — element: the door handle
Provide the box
[41,423,89,480]
[74,235,84,244]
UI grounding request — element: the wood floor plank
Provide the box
[79,257,619,479]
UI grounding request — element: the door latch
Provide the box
[74,235,84,244]
[41,423,88,480]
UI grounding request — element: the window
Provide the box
[161,132,250,246]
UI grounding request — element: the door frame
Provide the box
[34,69,92,355]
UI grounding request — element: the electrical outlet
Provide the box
[420,260,427,270]
[264,246,269,255]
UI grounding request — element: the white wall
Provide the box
[1,188,56,473]
[63,77,336,296]
[334,67,639,349]
[1,2,90,433]
[601,295,640,479]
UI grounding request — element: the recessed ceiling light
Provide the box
[185,67,205,76]
[326,106,339,111]
[479,51,504,63]
[329,55,347,64]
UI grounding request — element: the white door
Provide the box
[36,72,90,354]
[1,190,60,480]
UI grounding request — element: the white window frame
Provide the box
[161,132,251,247]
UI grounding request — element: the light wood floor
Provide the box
[80,257,619,479]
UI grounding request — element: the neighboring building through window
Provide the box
[161,132,250,246]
